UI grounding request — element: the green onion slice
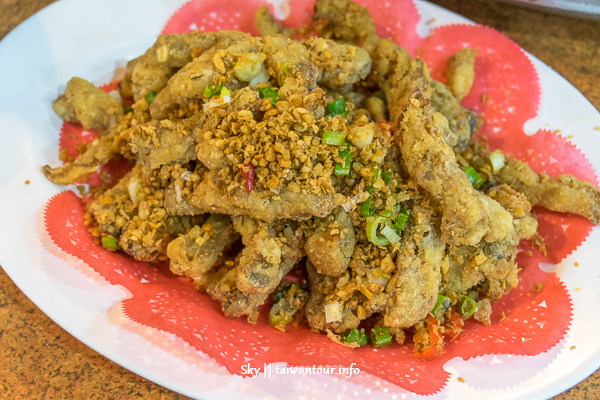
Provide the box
[381,225,401,244]
[327,97,348,117]
[258,85,279,106]
[272,281,296,302]
[459,296,477,318]
[462,166,485,189]
[366,215,394,246]
[144,90,157,104]
[360,196,375,217]
[370,327,392,348]
[334,149,352,175]
[360,186,377,217]
[382,171,392,186]
[322,130,347,145]
[373,167,380,184]
[277,61,293,86]
[101,236,118,249]
[203,83,224,99]
[268,310,292,328]
[431,294,451,318]
[342,328,368,347]
[393,209,410,232]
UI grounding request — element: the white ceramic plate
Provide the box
[1,0,600,399]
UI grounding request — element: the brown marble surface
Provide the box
[1,0,599,399]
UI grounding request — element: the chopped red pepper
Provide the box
[443,309,464,342]
[376,121,395,138]
[240,163,255,193]
[414,315,444,361]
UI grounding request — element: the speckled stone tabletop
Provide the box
[1,0,599,399]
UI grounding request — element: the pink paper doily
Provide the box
[43,0,596,395]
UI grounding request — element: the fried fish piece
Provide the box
[445,48,477,101]
[167,214,238,290]
[233,216,304,294]
[53,77,124,133]
[383,201,446,328]
[131,30,249,102]
[312,0,379,51]
[465,141,600,224]
[305,207,356,277]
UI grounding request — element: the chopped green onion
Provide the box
[334,149,352,175]
[203,83,224,99]
[489,149,505,172]
[102,236,118,249]
[393,209,410,232]
[380,209,394,218]
[462,166,485,189]
[144,90,157,104]
[277,61,293,86]
[431,294,451,318]
[370,327,392,348]
[123,104,133,113]
[272,281,296,302]
[220,86,231,99]
[322,130,347,146]
[327,97,348,117]
[360,186,376,217]
[269,310,292,328]
[459,296,477,318]
[258,85,279,106]
[382,171,392,186]
[381,225,401,244]
[343,328,368,346]
[373,166,380,184]
[365,215,394,247]
[360,196,374,217]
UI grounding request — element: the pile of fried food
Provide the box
[43,0,600,358]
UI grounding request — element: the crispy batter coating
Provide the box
[465,141,600,224]
[52,77,124,133]
[167,214,238,290]
[305,207,356,276]
[383,201,445,328]
[312,0,379,51]
[445,48,476,101]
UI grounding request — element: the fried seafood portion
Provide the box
[445,48,477,101]
[86,164,200,262]
[464,141,600,224]
[305,207,355,277]
[167,214,238,290]
[129,30,249,102]
[383,201,446,328]
[312,0,379,51]
[42,0,600,358]
[206,217,304,322]
[254,6,294,37]
[233,216,304,294]
[399,88,514,246]
[53,77,124,133]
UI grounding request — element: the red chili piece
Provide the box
[240,163,255,193]
[376,121,395,138]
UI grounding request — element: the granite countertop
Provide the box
[1,0,599,399]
